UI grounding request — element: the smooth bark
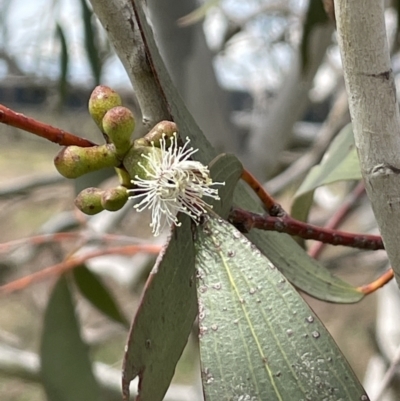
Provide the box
[335,0,400,285]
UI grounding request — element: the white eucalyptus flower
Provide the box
[128,133,224,236]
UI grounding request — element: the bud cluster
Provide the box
[53,85,223,236]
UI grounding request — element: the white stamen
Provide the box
[128,133,224,236]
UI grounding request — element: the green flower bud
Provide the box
[102,106,135,157]
[115,167,132,188]
[54,144,120,179]
[88,86,122,132]
[101,186,129,211]
[75,187,104,215]
[123,145,161,181]
[143,120,177,147]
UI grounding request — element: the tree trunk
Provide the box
[334,0,400,285]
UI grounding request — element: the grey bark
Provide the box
[335,0,400,284]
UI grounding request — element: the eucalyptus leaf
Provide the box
[80,0,102,85]
[195,213,369,401]
[55,23,68,107]
[122,154,243,401]
[122,214,197,401]
[301,0,330,72]
[73,264,129,328]
[295,123,361,200]
[291,123,361,223]
[178,0,220,27]
[40,276,101,401]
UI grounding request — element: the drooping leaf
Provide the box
[295,123,361,200]
[300,0,330,72]
[122,214,197,401]
[195,213,369,401]
[40,276,101,401]
[178,0,220,27]
[122,154,243,401]
[244,223,363,303]
[80,0,102,85]
[73,264,129,327]
[55,23,69,107]
[132,0,363,304]
[291,123,361,222]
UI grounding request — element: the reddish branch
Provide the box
[241,169,285,216]
[0,104,96,147]
[358,268,394,294]
[0,244,161,294]
[229,207,384,251]
[0,232,148,253]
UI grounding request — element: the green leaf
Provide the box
[80,0,102,85]
[291,123,361,222]
[290,190,314,226]
[40,276,101,401]
[294,123,361,201]
[195,214,368,401]
[73,264,129,327]
[132,0,363,304]
[122,214,197,401]
[55,23,69,107]
[122,154,242,401]
[244,220,363,303]
[301,0,330,72]
[178,0,220,27]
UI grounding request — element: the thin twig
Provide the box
[358,268,394,295]
[0,232,149,253]
[241,168,285,216]
[369,343,400,400]
[0,104,96,147]
[0,244,161,294]
[229,207,383,251]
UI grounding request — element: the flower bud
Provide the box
[102,106,135,156]
[123,145,161,181]
[101,186,129,211]
[143,121,177,147]
[75,188,104,215]
[54,144,120,179]
[88,86,122,131]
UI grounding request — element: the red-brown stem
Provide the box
[0,104,97,147]
[229,207,384,251]
[358,268,394,294]
[0,232,147,253]
[0,244,161,294]
[309,182,366,258]
[241,169,285,216]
